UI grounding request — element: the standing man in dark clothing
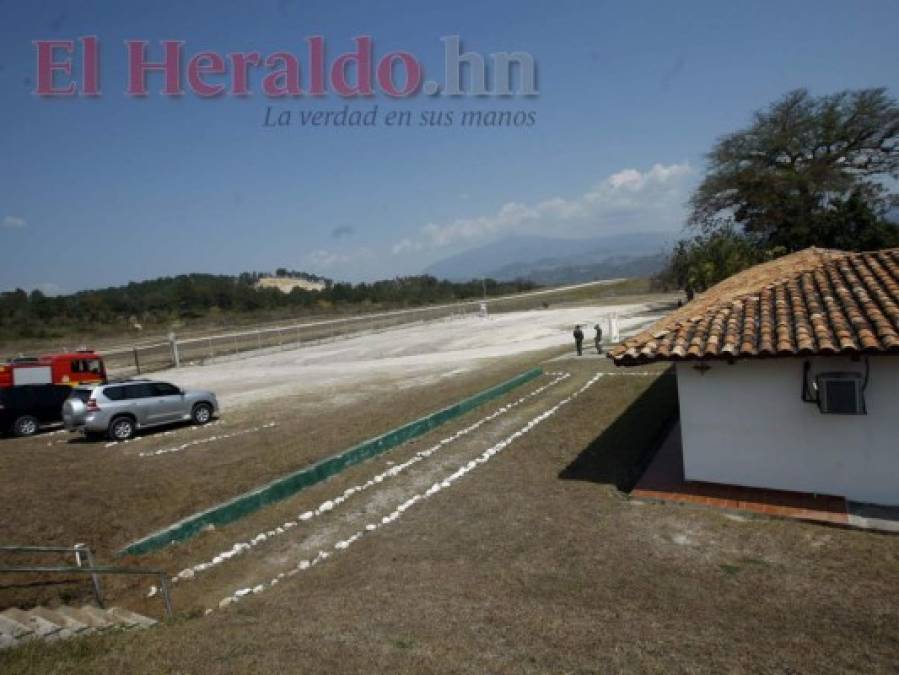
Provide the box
[573,325,584,356]
[594,323,603,354]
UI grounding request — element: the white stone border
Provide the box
[137,422,276,457]
[211,371,604,612]
[104,421,222,448]
[165,372,572,588]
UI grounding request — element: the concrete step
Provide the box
[1,608,68,640]
[55,605,112,631]
[30,606,91,634]
[0,604,159,651]
[78,605,135,629]
[108,607,158,629]
[0,612,33,641]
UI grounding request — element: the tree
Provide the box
[819,190,899,251]
[0,269,538,342]
[657,221,768,298]
[690,88,899,251]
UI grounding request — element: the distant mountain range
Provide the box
[424,232,675,284]
[492,253,669,285]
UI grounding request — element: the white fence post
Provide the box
[168,332,181,368]
[607,312,620,343]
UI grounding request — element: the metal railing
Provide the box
[0,544,102,602]
[0,544,173,619]
[99,304,483,376]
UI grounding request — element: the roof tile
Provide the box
[610,247,899,365]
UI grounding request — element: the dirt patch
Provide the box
[164,302,663,409]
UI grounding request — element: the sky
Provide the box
[1,0,898,293]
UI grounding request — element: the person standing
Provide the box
[594,323,603,354]
[573,325,584,356]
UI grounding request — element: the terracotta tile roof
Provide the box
[609,247,899,365]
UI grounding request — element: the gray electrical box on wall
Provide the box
[816,372,866,415]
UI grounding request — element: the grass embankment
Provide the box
[4,358,896,674]
[0,349,561,608]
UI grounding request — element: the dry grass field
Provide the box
[0,348,562,604]
[2,351,897,674]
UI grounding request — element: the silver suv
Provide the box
[63,380,219,441]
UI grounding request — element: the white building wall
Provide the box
[676,357,899,505]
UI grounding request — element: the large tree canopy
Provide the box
[659,88,899,296]
[690,88,899,250]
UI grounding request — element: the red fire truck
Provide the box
[0,351,107,389]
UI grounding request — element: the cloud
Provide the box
[393,162,693,253]
[302,248,372,270]
[1,215,27,229]
[391,238,422,255]
[331,225,355,239]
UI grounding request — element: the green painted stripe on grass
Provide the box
[118,367,543,557]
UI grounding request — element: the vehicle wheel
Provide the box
[12,415,39,437]
[108,416,136,442]
[191,403,213,426]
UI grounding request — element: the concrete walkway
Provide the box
[633,422,899,533]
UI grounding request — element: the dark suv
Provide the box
[0,384,73,437]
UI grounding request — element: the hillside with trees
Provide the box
[0,273,537,341]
